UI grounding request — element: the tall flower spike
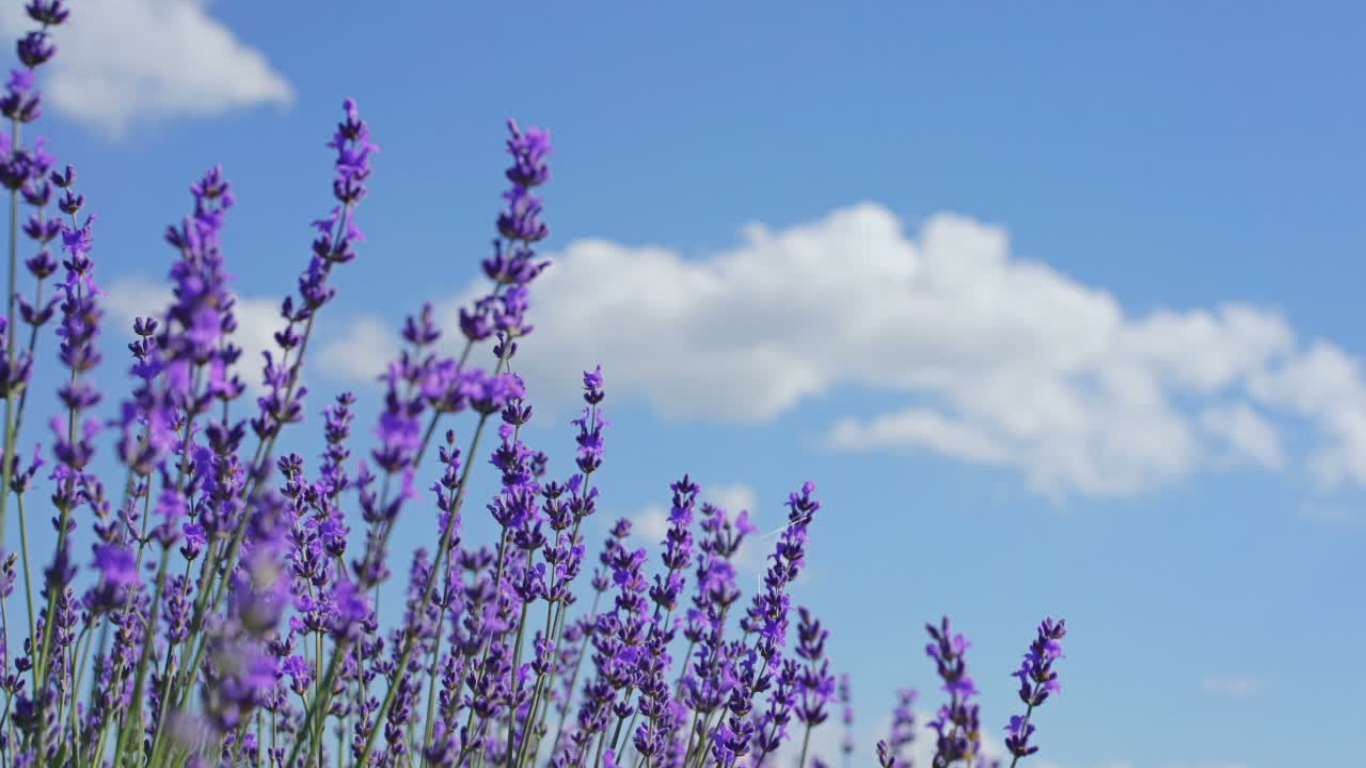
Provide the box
[839,674,855,768]
[926,617,982,768]
[1004,618,1067,764]
[252,98,376,450]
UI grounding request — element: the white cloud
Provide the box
[1200,675,1262,698]
[0,0,292,136]
[318,202,1366,498]
[828,408,1012,466]
[1249,341,1366,487]
[1199,404,1286,470]
[627,504,671,544]
[317,317,390,384]
[705,482,757,518]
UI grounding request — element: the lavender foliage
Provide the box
[0,6,1071,768]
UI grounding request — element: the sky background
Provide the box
[3,2,1364,768]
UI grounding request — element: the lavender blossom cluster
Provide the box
[0,5,1069,768]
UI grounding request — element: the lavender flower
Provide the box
[0,12,1079,767]
[926,617,982,768]
[1004,618,1067,765]
[838,674,854,768]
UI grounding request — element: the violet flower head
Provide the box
[926,617,982,768]
[649,474,697,614]
[741,480,822,662]
[572,377,608,477]
[26,0,70,26]
[201,634,277,733]
[329,578,370,639]
[496,120,552,243]
[155,164,243,430]
[226,546,292,636]
[7,443,43,494]
[327,97,378,209]
[252,99,375,451]
[878,689,917,768]
[0,21,1089,765]
[794,607,836,727]
[839,673,855,763]
[0,2,63,126]
[582,364,605,405]
[51,170,102,378]
[88,543,137,612]
[1004,617,1067,762]
[505,119,552,188]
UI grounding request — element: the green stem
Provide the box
[0,119,22,545]
[418,593,447,768]
[316,625,325,768]
[544,589,600,761]
[63,622,93,762]
[285,639,350,768]
[505,601,531,763]
[797,723,813,768]
[145,557,196,765]
[112,554,170,767]
[361,402,499,768]
[13,494,35,692]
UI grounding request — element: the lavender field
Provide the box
[0,3,1359,768]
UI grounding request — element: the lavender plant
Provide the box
[0,5,1070,768]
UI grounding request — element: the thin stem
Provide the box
[361,401,500,768]
[286,638,350,768]
[176,203,355,705]
[418,599,446,768]
[1006,702,1035,768]
[505,601,531,764]
[13,494,35,692]
[316,626,325,768]
[9,273,47,452]
[545,590,600,761]
[111,553,170,768]
[0,118,23,544]
[797,722,813,768]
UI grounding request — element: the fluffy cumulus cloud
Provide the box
[0,0,292,136]
[316,202,1366,498]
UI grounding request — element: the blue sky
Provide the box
[3,2,1364,767]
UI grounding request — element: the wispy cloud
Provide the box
[626,504,671,544]
[0,0,293,136]
[319,203,1366,499]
